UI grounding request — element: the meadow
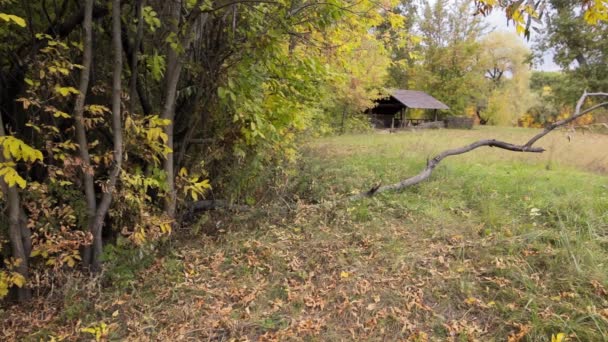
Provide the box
[3,126,608,341]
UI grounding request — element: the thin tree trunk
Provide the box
[161,0,183,219]
[121,27,153,115]
[73,0,97,268]
[161,2,210,219]
[475,108,487,125]
[129,0,145,115]
[0,114,31,301]
[87,0,124,271]
[340,105,347,134]
[19,208,31,269]
[175,116,198,169]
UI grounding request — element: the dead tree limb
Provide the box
[351,91,608,200]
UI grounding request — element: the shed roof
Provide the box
[390,90,449,110]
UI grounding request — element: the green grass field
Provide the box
[3,126,608,341]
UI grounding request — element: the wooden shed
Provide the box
[368,90,450,128]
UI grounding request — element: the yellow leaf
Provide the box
[54,85,80,97]
[551,333,566,342]
[15,175,26,188]
[0,13,27,27]
[179,167,188,177]
[53,110,71,119]
[65,255,76,268]
[340,271,350,278]
[11,273,26,287]
[464,297,478,305]
[199,179,211,189]
[0,279,9,298]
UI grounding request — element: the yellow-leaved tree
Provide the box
[479,31,534,125]
[0,12,42,301]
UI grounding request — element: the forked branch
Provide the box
[351,91,608,200]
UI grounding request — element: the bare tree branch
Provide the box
[351,91,608,200]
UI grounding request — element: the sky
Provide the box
[482,10,561,71]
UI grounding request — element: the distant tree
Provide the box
[408,0,487,116]
[534,0,608,104]
[478,31,534,125]
[474,0,608,38]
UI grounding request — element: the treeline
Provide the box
[0,0,606,301]
[390,0,607,126]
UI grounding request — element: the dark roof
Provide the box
[390,90,449,110]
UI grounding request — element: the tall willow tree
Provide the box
[479,31,534,125]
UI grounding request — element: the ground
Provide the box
[2,126,608,341]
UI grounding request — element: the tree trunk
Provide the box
[475,108,487,125]
[87,0,124,271]
[129,0,145,115]
[0,112,31,301]
[73,0,98,268]
[340,105,347,134]
[121,26,153,116]
[161,0,184,220]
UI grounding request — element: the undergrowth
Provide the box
[2,127,608,341]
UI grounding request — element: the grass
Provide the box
[2,126,608,341]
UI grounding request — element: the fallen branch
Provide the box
[351,91,608,200]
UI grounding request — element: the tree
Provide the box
[534,0,608,104]
[71,0,96,269]
[474,0,608,38]
[478,31,534,125]
[0,9,42,301]
[0,0,409,299]
[407,0,486,116]
[85,0,124,271]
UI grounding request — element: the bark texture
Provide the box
[73,0,97,268]
[161,0,184,219]
[86,0,124,271]
[129,0,145,115]
[0,111,31,301]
